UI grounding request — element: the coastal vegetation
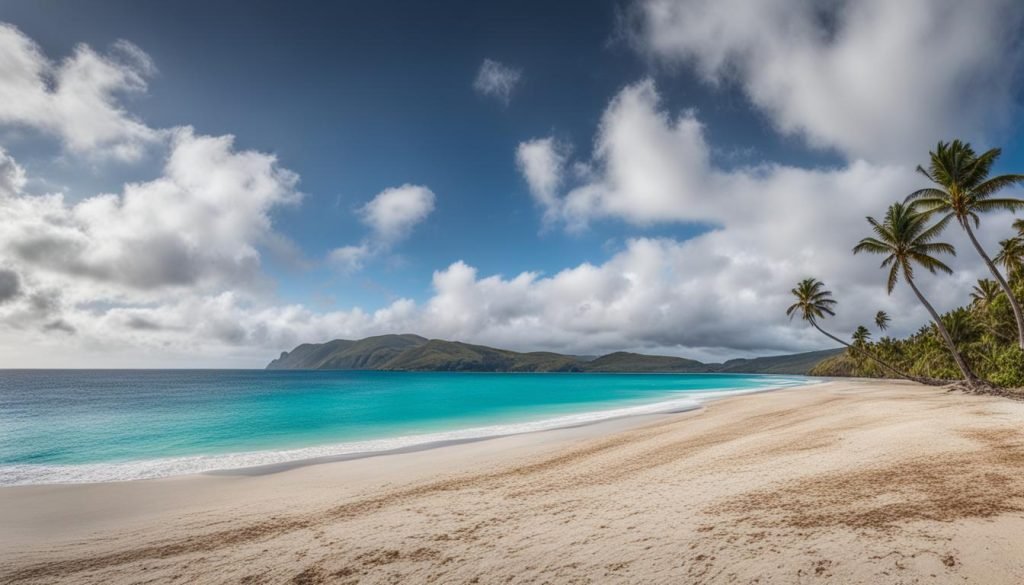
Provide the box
[792,140,1024,390]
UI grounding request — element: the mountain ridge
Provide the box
[266,334,840,375]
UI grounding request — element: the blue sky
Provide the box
[2,0,840,307]
[0,0,1022,366]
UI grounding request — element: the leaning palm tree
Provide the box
[906,140,1024,349]
[970,278,1003,309]
[786,278,915,381]
[994,236,1024,282]
[853,202,979,385]
[874,310,890,332]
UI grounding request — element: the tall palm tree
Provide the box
[905,140,1024,349]
[1014,218,1024,236]
[853,202,979,385]
[970,278,1003,309]
[786,278,916,381]
[994,237,1024,281]
[874,310,890,332]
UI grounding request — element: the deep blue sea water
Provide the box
[0,370,806,485]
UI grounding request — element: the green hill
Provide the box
[266,334,427,369]
[266,334,838,374]
[377,340,582,372]
[582,351,706,372]
[716,349,843,375]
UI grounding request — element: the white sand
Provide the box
[3,379,1024,584]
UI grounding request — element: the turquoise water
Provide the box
[0,370,805,485]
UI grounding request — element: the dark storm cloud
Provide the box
[42,319,75,334]
[0,269,21,303]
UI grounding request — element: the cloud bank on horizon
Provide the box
[0,0,1021,367]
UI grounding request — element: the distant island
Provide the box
[266,334,840,374]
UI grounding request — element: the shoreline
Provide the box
[5,379,1024,584]
[214,378,816,479]
[2,376,811,487]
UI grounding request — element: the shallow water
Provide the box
[0,370,806,485]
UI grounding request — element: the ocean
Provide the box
[0,370,807,485]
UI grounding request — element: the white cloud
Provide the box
[0,127,300,302]
[559,81,714,228]
[328,243,371,272]
[0,24,161,160]
[329,184,435,271]
[631,0,1023,161]
[473,59,523,106]
[0,146,27,196]
[0,17,1018,368]
[359,184,436,243]
[512,79,1006,357]
[516,137,567,224]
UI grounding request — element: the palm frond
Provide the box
[973,197,1024,213]
[964,148,1001,188]
[905,188,949,204]
[853,237,891,255]
[917,242,956,256]
[971,173,1024,198]
[915,213,954,243]
[858,201,956,294]
[886,263,899,293]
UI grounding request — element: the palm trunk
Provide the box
[905,276,980,385]
[809,320,932,384]
[963,220,1024,350]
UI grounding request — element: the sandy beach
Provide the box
[3,379,1024,584]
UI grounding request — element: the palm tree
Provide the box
[970,278,1003,309]
[853,201,979,385]
[1014,218,1024,236]
[994,237,1024,281]
[969,278,1011,343]
[786,278,916,381]
[874,310,890,332]
[939,307,982,348]
[851,325,871,346]
[906,140,1024,349]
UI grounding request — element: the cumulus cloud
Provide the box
[329,184,435,271]
[0,16,1019,367]
[516,137,567,224]
[0,25,326,363]
[538,81,716,228]
[0,138,306,354]
[630,0,1023,161]
[0,127,300,297]
[473,59,523,105]
[513,79,1007,356]
[0,24,160,160]
[0,147,27,196]
[359,184,436,243]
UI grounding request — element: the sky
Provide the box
[0,0,1022,367]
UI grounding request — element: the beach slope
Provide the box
[3,380,1024,584]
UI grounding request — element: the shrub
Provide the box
[988,346,1024,388]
